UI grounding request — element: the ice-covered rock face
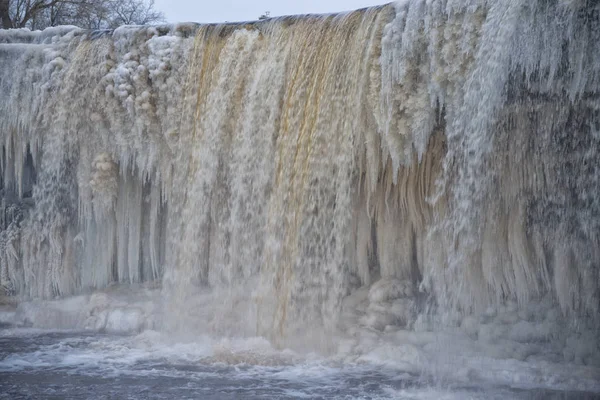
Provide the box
[0,0,599,365]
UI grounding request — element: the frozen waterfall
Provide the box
[0,0,599,384]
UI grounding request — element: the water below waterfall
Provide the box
[0,0,599,397]
[0,328,597,399]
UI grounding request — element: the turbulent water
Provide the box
[0,0,599,396]
[0,328,597,399]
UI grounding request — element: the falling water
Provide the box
[0,0,599,394]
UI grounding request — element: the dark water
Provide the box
[0,328,597,400]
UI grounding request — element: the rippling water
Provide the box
[0,326,596,400]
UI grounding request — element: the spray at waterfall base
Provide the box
[0,0,599,392]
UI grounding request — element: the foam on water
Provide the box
[0,329,410,399]
[1,328,595,399]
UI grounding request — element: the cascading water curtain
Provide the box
[0,1,598,345]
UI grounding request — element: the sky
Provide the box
[153,0,392,24]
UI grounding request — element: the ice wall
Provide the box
[0,0,599,347]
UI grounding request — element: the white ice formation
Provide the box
[0,0,599,382]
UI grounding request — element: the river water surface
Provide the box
[0,326,596,399]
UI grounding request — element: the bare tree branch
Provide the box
[1,0,164,30]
